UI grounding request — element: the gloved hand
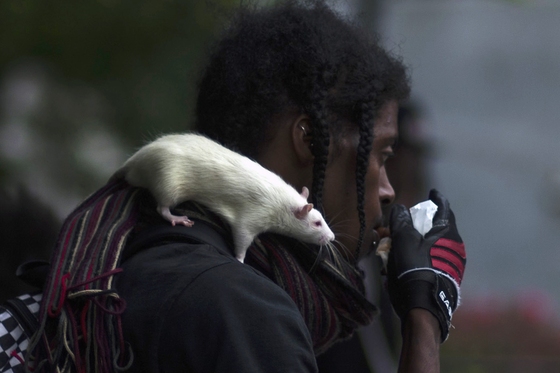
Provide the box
[387,189,466,342]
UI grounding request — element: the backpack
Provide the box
[0,219,228,373]
[0,293,42,373]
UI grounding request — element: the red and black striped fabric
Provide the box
[27,180,139,373]
[431,237,466,286]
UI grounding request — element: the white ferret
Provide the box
[112,133,335,262]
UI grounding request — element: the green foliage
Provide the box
[0,0,240,210]
[0,0,238,144]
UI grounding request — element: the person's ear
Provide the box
[291,115,314,166]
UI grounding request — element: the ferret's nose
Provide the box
[324,232,335,243]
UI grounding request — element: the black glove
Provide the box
[387,189,466,342]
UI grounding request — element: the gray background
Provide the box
[378,0,560,313]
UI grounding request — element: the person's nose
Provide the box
[379,166,395,206]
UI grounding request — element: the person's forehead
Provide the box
[374,102,398,140]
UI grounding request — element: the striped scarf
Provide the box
[247,236,377,354]
[26,180,377,372]
[26,180,139,373]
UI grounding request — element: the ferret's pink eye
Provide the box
[314,221,322,227]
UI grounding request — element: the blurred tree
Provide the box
[1,0,238,142]
[0,0,239,215]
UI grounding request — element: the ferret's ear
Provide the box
[291,115,314,166]
[294,203,314,219]
[300,186,310,200]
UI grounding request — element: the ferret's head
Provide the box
[285,187,335,246]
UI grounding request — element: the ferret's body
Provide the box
[113,133,334,261]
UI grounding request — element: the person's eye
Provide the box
[382,151,395,164]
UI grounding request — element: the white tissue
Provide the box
[409,200,438,236]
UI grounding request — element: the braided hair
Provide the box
[195,1,410,253]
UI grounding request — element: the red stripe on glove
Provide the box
[431,247,465,273]
[431,238,466,285]
[432,258,462,285]
[434,238,466,258]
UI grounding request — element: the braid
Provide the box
[309,68,333,213]
[355,99,375,255]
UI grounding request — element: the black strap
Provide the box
[16,261,50,289]
[1,298,39,339]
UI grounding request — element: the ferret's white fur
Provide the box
[113,133,335,262]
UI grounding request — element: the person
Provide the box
[25,2,466,372]
[315,101,437,373]
[120,2,466,372]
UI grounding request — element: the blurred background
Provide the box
[1,0,560,371]
[378,1,560,372]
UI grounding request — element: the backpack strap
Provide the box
[1,298,39,340]
[16,261,50,290]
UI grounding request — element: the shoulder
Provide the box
[162,254,317,372]
[118,240,316,373]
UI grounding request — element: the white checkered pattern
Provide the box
[0,293,42,373]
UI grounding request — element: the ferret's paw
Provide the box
[169,216,194,227]
[160,206,194,227]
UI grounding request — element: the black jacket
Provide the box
[116,222,317,373]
